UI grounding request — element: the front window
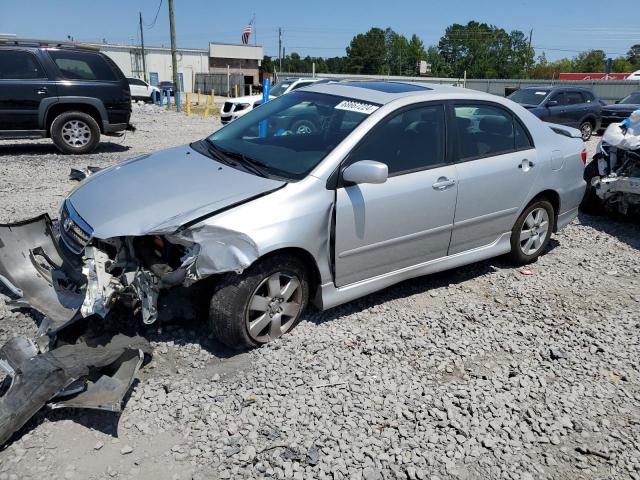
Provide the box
[268,81,292,97]
[620,93,640,105]
[205,91,378,179]
[508,89,550,106]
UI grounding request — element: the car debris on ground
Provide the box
[0,331,151,446]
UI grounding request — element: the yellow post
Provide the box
[211,89,214,101]
[186,93,190,115]
[234,84,238,97]
[197,89,201,105]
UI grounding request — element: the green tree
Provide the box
[627,44,640,68]
[346,27,386,74]
[426,46,451,77]
[437,21,533,79]
[572,50,606,72]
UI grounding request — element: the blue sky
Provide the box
[1,0,637,61]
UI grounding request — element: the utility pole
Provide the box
[139,12,147,82]
[278,27,282,72]
[527,29,533,76]
[168,0,180,107]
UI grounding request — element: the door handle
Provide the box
[432,177,456,190]
[518,159,535,170]
[35,87,48,95]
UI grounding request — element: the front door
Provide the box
[449,103,540,254]
[334,103,457,287]
[0,49,58,130]
[545,91,568,125]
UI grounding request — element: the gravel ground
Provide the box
[0,109,639,480]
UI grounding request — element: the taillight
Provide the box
[581,149,587,165]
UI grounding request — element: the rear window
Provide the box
[48,50,118,81]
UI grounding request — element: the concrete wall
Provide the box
[280,72,640,103]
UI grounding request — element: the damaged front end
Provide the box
[0,199,261,334]
[590,111,640,215]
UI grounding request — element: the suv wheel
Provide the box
[579,121,593,141]
[208,254,309,349]
[51,111,100,154]
[508,200,554,265]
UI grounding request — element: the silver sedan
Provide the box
[0,81,586,349]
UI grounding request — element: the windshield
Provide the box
[508,89,550,106]
[269,81,292,97]
[619,93,640,105]
[207,91,379,179]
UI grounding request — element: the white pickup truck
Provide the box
[220,77,328,125]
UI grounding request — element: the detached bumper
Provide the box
[0,215,85,333]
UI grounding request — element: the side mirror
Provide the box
[342,160,388,185]
[546,100,559,107]
[615,100,620,104]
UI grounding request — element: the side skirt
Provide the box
[316,232,512,310]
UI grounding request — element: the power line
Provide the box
[145,0,163,29]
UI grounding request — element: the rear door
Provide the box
[449,102,539,254]
[334,103,457,286]
[564,90,586,127]
[0,49,58,130]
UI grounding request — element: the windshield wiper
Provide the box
[217,149,271,178]
[204,139,269,177]
[202,138,238,167]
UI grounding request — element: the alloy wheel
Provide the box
[61,120,92,148]
[580,123,592,141]
[245,272,303,343]
[519,207,550,256]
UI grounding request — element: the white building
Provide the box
[84,43,209,93]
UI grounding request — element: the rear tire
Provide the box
[508,200,554,265]
[208,254,309,349]
[50,111,100,154]
[579,161,604,215]
[579,121,593,141]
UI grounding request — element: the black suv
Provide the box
[0,39,132,154]
[508,86,602,141]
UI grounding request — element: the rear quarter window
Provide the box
[48,50,118,81]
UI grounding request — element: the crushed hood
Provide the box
[67,144,285,238]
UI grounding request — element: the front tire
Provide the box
[208,254,309,349]
[508,200,554,265]
[579,161,604,215]
[50,111,100,154]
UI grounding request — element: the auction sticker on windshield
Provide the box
[335,100,379,115]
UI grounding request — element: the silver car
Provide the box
[0,81,586,349]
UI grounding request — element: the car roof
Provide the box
[304,81,469,105]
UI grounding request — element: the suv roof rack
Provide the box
[0,37,98,50]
